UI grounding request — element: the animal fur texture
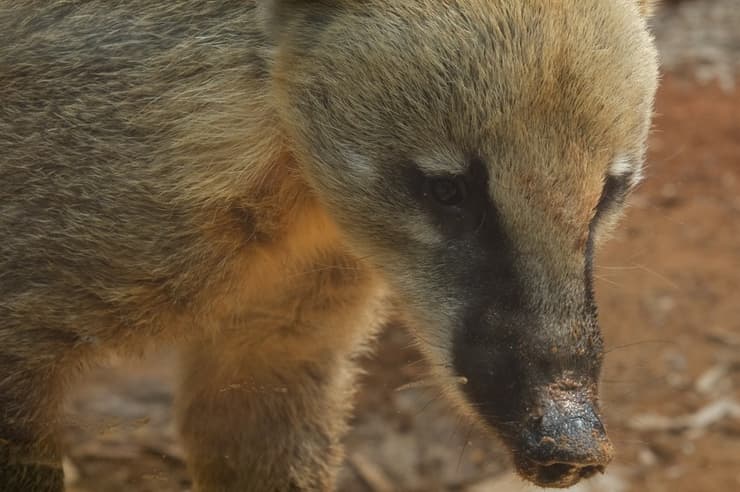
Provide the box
[0,1,659,490]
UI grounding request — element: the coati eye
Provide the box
[428,177,467,206]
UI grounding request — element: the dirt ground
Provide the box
[60,4,740,492]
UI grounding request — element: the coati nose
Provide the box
[518,392,614,487]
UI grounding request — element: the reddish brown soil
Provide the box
[62,74,740,491]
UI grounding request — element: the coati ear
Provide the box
[636,0,659,17]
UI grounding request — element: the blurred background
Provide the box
[63,1,740,491]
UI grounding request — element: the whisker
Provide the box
[602,375,669,386]
[447,414,464,445]
[632,263,679,289]
[608,438,651,446]
[603,338,677,355]
[404,358,429,369]
[593,274,624,287]
[413,394,442,418]
[408,332,448,353]
[395,376,467,392]
[595,262,678,289]
[596,265,647,271]
[457,423,474,472]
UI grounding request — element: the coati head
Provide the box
[266,0,658,487]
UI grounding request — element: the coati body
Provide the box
[0,1,659,491]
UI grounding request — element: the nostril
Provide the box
[545,463,572,474]
[579,464,605,479]
[525,432,612,467]
[533,462,604,486]
[536,463,576,484]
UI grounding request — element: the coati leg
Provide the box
[0,355,66,492]
[176,305,383,492]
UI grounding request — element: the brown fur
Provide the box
[0,1,658,490]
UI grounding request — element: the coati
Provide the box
[0,1,659,490]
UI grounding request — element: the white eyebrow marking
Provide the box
[414,150,466,175]
[609,155,633,177]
